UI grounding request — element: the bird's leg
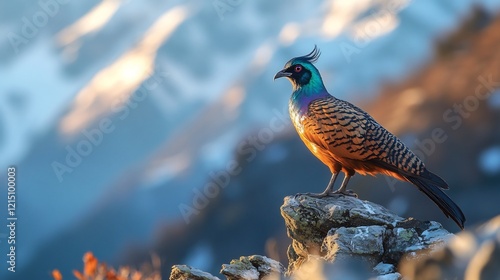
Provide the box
[319,173,339,195]
[331,175,358,197]
[298,173,339,198]
[336,175,350,193]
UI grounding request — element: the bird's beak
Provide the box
[274,69,292,80]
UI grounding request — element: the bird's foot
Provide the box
[295,189,358,199]
[295,192,332,198]
[331,189,358,198]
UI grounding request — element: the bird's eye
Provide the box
[294,65,302,72]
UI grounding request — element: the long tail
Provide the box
[405,171,466,229]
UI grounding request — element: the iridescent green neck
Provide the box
[290,76,329,115]
[293,72,326,93]
[291,72,328,100]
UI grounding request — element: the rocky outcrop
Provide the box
[169,194,457,279]
[281,194,452,279]
[168,194,500,279]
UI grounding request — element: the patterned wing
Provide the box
[302,96,426,177]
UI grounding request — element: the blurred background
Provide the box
[1,0,499,278]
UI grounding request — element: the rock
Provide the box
[221,255,284,280]
[373,262,396,275]
[221,259,259,280]
[169,265,221,280]
[246,255,284,277]
[384,227,421,262]
[374,272,401,280]
[400,215,500,279]
[281,194,452,278]
[170,195,500,280]
[169,255,283,280]
[323,225,386,265]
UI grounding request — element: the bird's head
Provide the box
[274,46,324,91]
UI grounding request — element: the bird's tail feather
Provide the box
[405,175,465,229]
[417,169,449,189]
[366,159,465,229]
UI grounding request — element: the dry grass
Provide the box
[52,252,161,280]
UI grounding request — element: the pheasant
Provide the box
[274,46,465,229]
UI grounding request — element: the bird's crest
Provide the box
[297,45,321,64]
[297,45,321,63]
[285,45,321,68]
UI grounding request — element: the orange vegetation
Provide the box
[52,252,160,280]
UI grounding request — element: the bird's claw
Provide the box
[294,189,358,199]
[294,192,329,199]
[336,189,358,198]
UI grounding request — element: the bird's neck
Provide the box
[290,83,330,116]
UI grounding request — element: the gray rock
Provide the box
[221,259,259,280]
[169,265,221,280]
[384,227,421,262]
[169,255,283,280]
[374,272,401,280]
[323,226,386,264]
[281,195,403,245]
[246,255,284,277]
[221,255,284,280]
[419,221,454,246]
[281,194,451,277]
[373,262,396,275]
[168,194,465,280]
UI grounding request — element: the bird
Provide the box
[273,46,466,229]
